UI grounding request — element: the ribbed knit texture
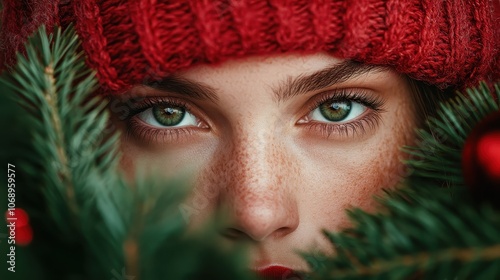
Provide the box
[1,0,499,94]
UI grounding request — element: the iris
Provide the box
[152,105,185,126]
[319,101,351,122]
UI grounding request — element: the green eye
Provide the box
[137,102,200,129]
[319,101,352,122]
[152,105,185,126]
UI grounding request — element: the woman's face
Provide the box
[112,52,417,272]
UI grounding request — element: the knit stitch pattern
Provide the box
[1,0,498,94]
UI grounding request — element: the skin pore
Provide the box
[110,52,418,272]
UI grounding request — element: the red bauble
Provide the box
[462,111,500,200]
[4,208,33,246]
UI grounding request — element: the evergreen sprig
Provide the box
[404,83,500,186]
[0,25,256,280]
[305,84,500,280]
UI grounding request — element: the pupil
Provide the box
[320,100,351,121]
[165,108,175,115]
[153,105,185,126]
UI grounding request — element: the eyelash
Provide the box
[125,97,207,144]
[301,89,385,138]
[122,89,385,143]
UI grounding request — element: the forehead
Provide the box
[176,52,340,85]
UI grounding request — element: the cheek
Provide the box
[304,106,416,230]
[302,147,406,231]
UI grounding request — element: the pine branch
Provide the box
[1,24,125,278]
[306,187,500,279]
[0,25,258,280]
[403,83,500,186]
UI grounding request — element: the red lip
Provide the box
[256,265,301,280]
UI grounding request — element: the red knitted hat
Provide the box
[1,0,499,94]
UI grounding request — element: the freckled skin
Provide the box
[115,53,418,271]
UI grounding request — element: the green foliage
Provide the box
[305,84,500,279]
[0,25,257,280]
[404,83,500,186]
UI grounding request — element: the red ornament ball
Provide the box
[462,110,500,199]
[4,208,33,246]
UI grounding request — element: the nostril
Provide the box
[217,194,300,242]
[221,224,297,242]
[220,228,247,240]
[273,226,295,238]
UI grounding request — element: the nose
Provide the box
[215,130,300,242]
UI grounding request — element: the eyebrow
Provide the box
[143,61,385,103]
[144,75,219,102]
[272,60,386,102]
